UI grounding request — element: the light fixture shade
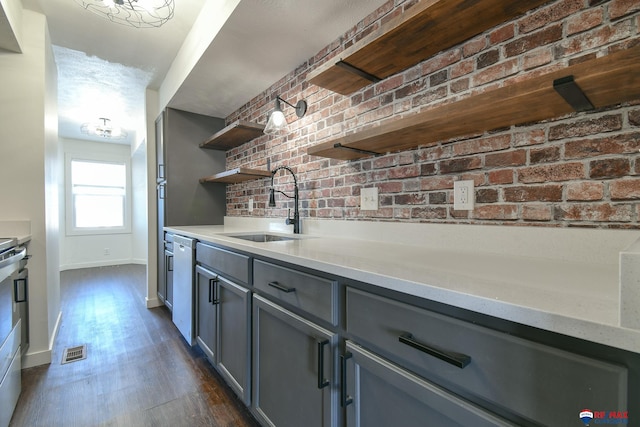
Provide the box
[264,96,307,135]
[81,118,128,139]
[75,0,175,28]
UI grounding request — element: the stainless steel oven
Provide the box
[0,238,27,427]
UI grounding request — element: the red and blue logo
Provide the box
[579,409,629,425]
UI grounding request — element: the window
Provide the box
[66,155,131,235]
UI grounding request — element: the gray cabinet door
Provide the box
[344,341,515,427]
[252,295,337,427]
[217,276,251,405]
[195,265,217,362]
[163,248,173,310]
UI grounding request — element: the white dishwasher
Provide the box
[172,235,195,345]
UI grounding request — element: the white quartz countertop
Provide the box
[165,221,640,354]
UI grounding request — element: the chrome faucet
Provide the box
[268,165,300,234]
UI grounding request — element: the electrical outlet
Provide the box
[248,198,254,212]
[361,187,379,211]
[453,180,475,210]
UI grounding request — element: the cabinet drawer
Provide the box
[346,287,627,427]
[253,259,337,325]
[196,243,250,284]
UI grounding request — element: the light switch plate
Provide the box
[248,198,254,212]
[361,187,378,211]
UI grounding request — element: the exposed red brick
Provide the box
[504,184,563,202]
[629,109,640,126]
[589,158,630,178]
[420,176,455,191]
[557,21,634,57]
[518,163,585,183]
[549,115,623,141]
[440,157,483,174]
[530,146,561,164]
[389,165,421,179]
[567,182,605,201]
[567,8,604,36]
[420,163,437,176]
[476,188,499,203]
[523,47,553,70]
[564,133,640,158]
[505,25,563,57]
[514,129,546,147]
[453,134,511,156]
[462,36,487,58]
[472,58,519,86]
[411,206,448,219]
[610,179,640,200]
[451,78,470,94]
[429,192,447,204]
[490,23,515,44]
[477,49,500,69]
[554,203,633,222]
[394,193,426,205]
[451,60,474,79]
[488,169,514,184]
[473,204,519,220]
[421,49,462,75]
[518,0,583,33]
[395,79,428,100]
[378,181,403,193]
[485,149,527,168]
[610,0,640,20]
[523,205,552,221]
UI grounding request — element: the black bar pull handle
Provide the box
[399,333,471,369]
[340,352,353,407]
[13,278,28,303]
[317,340,330,389]
[211,276,220,305]
[267,281,296,293]
[208,277,213,303]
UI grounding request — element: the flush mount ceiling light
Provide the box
[81,118,127,139]
[264,96,307,135]
[74,0,175,28]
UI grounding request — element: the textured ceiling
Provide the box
[17,0,388,145]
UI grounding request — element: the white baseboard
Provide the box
[146,296,163,309]
[22,310,62,368]
[60,259,144,271]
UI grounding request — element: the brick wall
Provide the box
[225,0,640,228]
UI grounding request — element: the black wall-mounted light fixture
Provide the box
[264,96,307,135]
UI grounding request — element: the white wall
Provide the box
[59,137,147,270]
[0,9,60,368]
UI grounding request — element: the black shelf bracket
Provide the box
[333,143,381,157]
[553,75,595,112]
[336,60,382,83]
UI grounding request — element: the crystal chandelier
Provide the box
[81,118,128,139]
[75,0,175,28]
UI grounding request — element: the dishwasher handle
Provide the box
[0,247,26,269]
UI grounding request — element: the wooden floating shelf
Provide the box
[200,120,265,150]
[200,168,271,184]
[307,0,549,95]
[307,46,640,160]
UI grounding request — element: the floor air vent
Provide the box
[61,345,87,364]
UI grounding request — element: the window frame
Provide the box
[65,152,132,236]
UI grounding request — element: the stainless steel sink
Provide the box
[225,233,298,242]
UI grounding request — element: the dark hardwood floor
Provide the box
[10,264,260,427]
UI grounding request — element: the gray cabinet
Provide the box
[159,233,174,310]
[345,287,629,427]
[156,108,226,304]
[343,341,514,427]
[195,251,251,405]
[252,295,337,427]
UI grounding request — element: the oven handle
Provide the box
[0,247,26,269]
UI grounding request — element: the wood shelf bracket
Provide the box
[553,75,595,112]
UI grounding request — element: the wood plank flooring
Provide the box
[9,264,260,427]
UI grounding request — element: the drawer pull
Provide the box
[211,276,220,305]
[317,340,330,389]
[399,333,471,369]
[340,352,353,407]
[267,281,296,293]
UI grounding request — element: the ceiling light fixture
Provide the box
[81,118,128,139]
[264,96,307,135]
[74,0,175,28]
